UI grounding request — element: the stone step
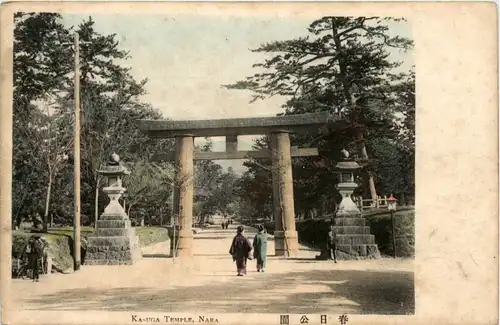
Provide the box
[334,218,366,227]
[87,236,136,247]
[87,245,138,253]
[336,244,381,258]
[96,220,131,229]
[86,250,135,261]
[332,226,372,235]
[99,214,129,221]
[336,234,375,245]
[85,246,142,265]
[95,228,136,237]
[85,259,134,266]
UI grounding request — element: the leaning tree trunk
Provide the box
[43,175,53,233]
[331,19,378,205]
[355,130,378,206]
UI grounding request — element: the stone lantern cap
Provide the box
[335,160,361,171]
[97,153,131,176]
[334,149,361,171]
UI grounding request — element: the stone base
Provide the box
[329,216,382,260]
[85,212,142,265]
[167,227,193,258]
[274,230,299,257]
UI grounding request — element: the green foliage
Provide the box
[12,13,173,229]
[368,137,414,198]
[124,160,174,225]
[226,17,415,217]
[193,141,241,220]
[13,13,73,228]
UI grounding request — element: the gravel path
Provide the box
[11,224,414,315]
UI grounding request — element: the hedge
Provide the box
[252,209,415,258]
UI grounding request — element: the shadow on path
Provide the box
[23,268,414,315]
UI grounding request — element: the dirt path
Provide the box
[11,224,414,315]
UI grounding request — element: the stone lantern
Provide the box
[334,149,362,217]
[99,153,130,217]
[317,149,381,261]
[85,153,142,265]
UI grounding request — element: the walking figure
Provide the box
[229,226,252,276]
[28,235,45,282]
[252,224,268,272]
[328,224,338,263]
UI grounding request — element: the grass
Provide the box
[45,226,170,246]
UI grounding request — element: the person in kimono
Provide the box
[229,226,252,276]
[252,224,268,272]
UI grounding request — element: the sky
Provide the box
[61,14,413,173]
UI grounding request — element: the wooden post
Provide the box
[391,210,397,258]
[73,32,81,271]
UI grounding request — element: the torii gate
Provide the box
[137,111,334,258]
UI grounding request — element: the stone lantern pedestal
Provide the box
[85,154,142,265]
[317,151,381,260]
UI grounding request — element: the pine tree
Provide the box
[225,16,413,206]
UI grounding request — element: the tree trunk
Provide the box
[400,192,407,206]
[354,130,378,205]
[331,19,378,205]
[43,176,53,233]
[15,188,28,229]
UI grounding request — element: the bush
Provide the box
[250,210,415,258]
[12,230,75,273]
[364,210,415,258]
[296,219,330,249]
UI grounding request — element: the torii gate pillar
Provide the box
[173,135,195,257]
[271,131,299,257]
